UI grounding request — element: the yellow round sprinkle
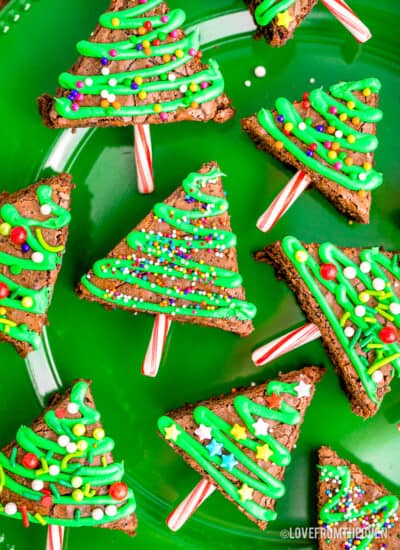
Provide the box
[359,291,370,303]
[138,26,146,35]
[100,99,110,108]
[363,162,372,171]
[352,116,360,125]
[112,101,121,110]
[153,104,163,113]
[0,223,11,236]
[328,151,337,160]
[284,122,293,132]
[72,423,86,437]
[138,91,147,100]
[93,428,105,441]
[344,157,354,166]
[347,135,356,144]
[111,17,120,27]
[190,101,199,109]
[331,142,340,151]
[134,76,143,85]
[77,440,88,452]
[0,307,6,315]
[339,113,347,122]
[274,141,284,150]
[142,40,150,48]
[189,83,198,93]
[347,100,355,109]
[175,49,184,58]
[162,54,171,62]
[295,250,308,263]
[363,88,371,97]
[22,297,34,309]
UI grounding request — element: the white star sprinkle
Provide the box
[294,380,312,398]
[194,424,212,442]
[252,418,269,436]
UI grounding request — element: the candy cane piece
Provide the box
[252,323,321,367]
[46,525,64,550]
[321,0,372,43]
[256,171,310,233]
[134,124,154,194]
[167,479,216,531]
[142,314,172,377]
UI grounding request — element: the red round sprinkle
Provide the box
[0,282,10,299]
[379,326,398,344]
[303,100,310,109]
[109,482,128,501]
[320,263,338,280]
[40,495,53,507]
[303,92,310,100]
[144,21,152,31]
[22,453,40,470]
[10,226,27,245]
[310,143,318,152]
[55,408,67,418]
[152,39,161,46]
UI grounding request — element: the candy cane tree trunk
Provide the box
[166,479,216,531]
[134,125,154,194]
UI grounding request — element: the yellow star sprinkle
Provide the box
[164,424,181,442]
[238,483,254,502]
[230,424,247,441]
[256,444,273,461]
[276,10,294,29]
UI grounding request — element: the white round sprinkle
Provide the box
[4,503,17,515]
[109,78,117,87]
[344,326,355,338]
[67,402,79,415]
[179,84,188,93]
[372,370,383,383]
[100,89,109,98]
[359,173,367,181]
[85,78,93,86]
[373,278,385,291]
[360,261,371,273]
[309,77,316,84]
[389,302,400,315]
[92,508,104,521]
[168,73,176,82]
[32,480,44,491]
[244,80,252,88]
[31,252,44,264]
[108,93,116,103]
[355,305,366,317]
[72,476,83,489]
[105,505,118,517]
[343,266,357,280]
[66,442,78,453]
[58,435,70,447]
[40,204,52,216]
[335,130,343,138]
[49,465,60,476]
[101,67,110,76]
[254,65,267,78]
[298,122,307,131]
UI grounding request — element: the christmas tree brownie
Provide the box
[77,161,256,336]
[0,380,137,535]
[158,366,325,529]
[317,446,399,549]
[245,0,318,47]
[241,78,383,223]
[256,236,400,418]
[38,0,234,129]
[0,174,73,357]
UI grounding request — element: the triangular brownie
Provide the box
[256,236,400,418]
[242,78,382,223]
[245,0,318,46]
[0,173,73,357]
[77,161,256,336]
[158,366,325,529]
[0,380,137,535]
[38,0,234,129]
[317,446,399,549]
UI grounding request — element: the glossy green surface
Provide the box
[0,1,399,548]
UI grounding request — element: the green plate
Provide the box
[1,0,399,548]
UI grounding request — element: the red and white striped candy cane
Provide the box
[166,479,216,531]
[252,323,321,367]
[134,124,154,194]
[256,171,310,233]
[46,525,64,550]
[321,0,372,43]
[142,314,172,377]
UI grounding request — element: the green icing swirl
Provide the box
[282,236,400,405]
[257,78,383,191]
[0,381,136,528]
[81,169,256,322]
[255,0,296,26]
[158,379,303,522]
[0,185,71,350]
[54,0,225,120]
[319,464,399,549]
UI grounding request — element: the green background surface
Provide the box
[0,0,399,548]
